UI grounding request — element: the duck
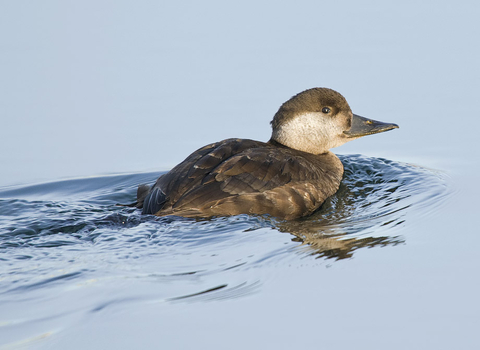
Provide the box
[136,88,398,220]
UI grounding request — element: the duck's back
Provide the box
[137,138,343,220]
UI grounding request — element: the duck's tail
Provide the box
[135,184,151,209]
[116,184,154,209]
[117,184,167,215]
[141,186,167,215]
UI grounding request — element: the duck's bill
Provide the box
[343,114,399,138]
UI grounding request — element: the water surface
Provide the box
[0,155,450,347]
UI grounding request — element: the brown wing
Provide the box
[140,138,261,214]
[141,138,343,219]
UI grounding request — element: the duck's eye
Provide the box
[322,107,331,114]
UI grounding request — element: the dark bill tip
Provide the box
[343,114,399,138]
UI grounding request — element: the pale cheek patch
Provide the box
[272,113,350,154]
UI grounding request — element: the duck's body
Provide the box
[138,138,343,220]
[137,88,398,220]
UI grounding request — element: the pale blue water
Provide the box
[1,1,480,349]
[0,156,450,348]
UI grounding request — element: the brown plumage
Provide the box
[136,88,398,220]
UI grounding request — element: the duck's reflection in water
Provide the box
[275,196,405,260]
[279,221,404,260]
[271,154,448,260]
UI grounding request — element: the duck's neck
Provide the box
[267,138,331,156]
[267,138,289,148]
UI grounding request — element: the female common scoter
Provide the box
[136,88,398,220]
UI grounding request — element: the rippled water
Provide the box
[0,155,449,347]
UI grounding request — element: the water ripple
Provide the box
[0,155,451,301]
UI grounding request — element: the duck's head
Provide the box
[270,88,399,154]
